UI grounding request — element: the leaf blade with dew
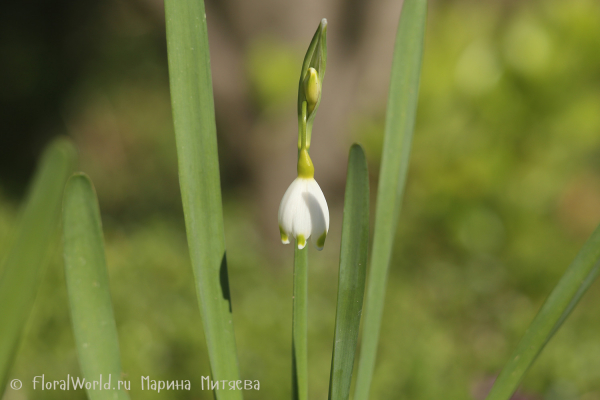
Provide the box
[164,0,242,397]
[328,144,369,400]
[62,173,130,400]
[354,0,427,399]
[485,223,600,400]
[0,137,77,394]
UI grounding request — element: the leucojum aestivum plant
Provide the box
[2,0,600,399]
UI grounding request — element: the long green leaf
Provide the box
[0,138,77,394]
[329,144,369,400]
[62,174,130,400]
[164,1,241,397]
[354,0,427,399]
[292,246,308,400]
[485,223,600,400]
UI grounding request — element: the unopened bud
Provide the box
[304,68,320,113]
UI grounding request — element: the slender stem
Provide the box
[306,121,312,151]
[292,244,308,400]
[298,101,308,151]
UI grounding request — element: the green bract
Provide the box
[297,18,327,150]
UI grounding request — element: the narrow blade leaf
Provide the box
[0,138,77,394]
[62,173,130,400]
[329,144,369,400]
[354,1,427,399]
[164,0,241,397]
[485,223,600,400]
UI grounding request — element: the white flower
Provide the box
[278,176,329,250]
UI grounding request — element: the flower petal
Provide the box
[278,177,305,240]
[278,177,329,249]
[290,180,312,241]
[305,179,329,250]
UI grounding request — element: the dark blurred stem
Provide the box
[292,244,308,400]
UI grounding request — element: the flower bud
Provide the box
[303,67,320,114]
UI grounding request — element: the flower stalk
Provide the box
[282,18,328,400]
[292,245,308,400]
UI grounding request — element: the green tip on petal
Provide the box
[297,235,306,249]
[316,231,327,250]
[280,226,289,244]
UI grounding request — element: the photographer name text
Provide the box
[26,375,259,392]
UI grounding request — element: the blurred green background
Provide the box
[2,0,600,399]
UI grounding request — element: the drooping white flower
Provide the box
[279,57,329,250]
[278,176,329,250]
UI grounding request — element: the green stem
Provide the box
[292,244,308,400]
[298,101,308,151]
[306,120,313,151]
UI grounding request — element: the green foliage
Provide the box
[485,221,600,400]
[0,138,77,394]
[328,144,369,400]
[354,1,427,399]
[358,1,600,397]
[164,0,241,398]
[63,174,130,400]
[3,1,600,400]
